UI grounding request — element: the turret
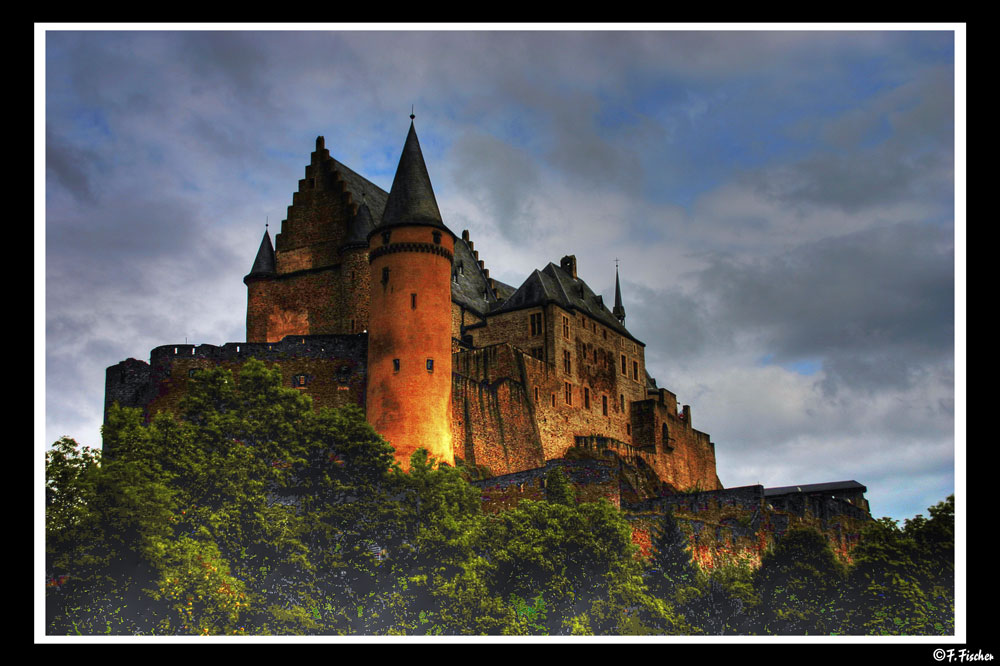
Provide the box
[244,227,277,342]
[365,118,456,470]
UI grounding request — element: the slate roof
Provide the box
[763,480,868,496]
[491,261,643,345]
[247,229,276,277]
[450,236,516,317]
[329,157,389,223]
[341,200,377,249]
[373,121,454,238]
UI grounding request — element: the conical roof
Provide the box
[246,228,276,278]
[342,200,376,249]
[373,121,452,237]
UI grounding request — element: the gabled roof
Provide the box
[763,480,868,496]
[491,261,642,344]
[330,157,389,223]
[450,236,517,317]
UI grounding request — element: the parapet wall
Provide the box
[105,335,368,442]
[626,484,871,569]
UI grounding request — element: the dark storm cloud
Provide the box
[695,221,954,393]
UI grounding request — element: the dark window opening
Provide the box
[602,395,608,416]
[392,359,400,372]
[382,230,391,245]
[382,267,390,285]
[584,387,590,409]
[432,231,442,245]
[411,293,417,309]
[426,358,434,372]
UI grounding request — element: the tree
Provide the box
[753,526,846,635]
[842,495,954,635]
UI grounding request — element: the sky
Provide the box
[39,26,963,525]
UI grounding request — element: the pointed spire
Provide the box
[613,262,626,325]
[374,119,450,235]
[247,227,276,278]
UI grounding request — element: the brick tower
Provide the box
[366,119,456,470]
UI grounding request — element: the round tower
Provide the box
[366,120,455,470]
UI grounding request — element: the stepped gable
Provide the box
[492,260,640,343]
[450,233,516,316]
[329,156,389,222]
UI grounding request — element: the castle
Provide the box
[105,119,872,564]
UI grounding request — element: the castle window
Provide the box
[551,394,556,407]
[350,319,356,333]
[458,262,464,275]
[432,231,442,245]
[563,350,571,374]
[627,423,632,436]
[620,394,625,412]
[531,346,543,361]
[662,423,670,446]
[382,230,391,245]
[393,359,400,373]
[426,358,434,372]
[411,293,417,309]
[293,374,309,388]
[562,316,570,339]
[621,354,627,375]
[534,387,539,402]
[584,387,590,409]
[602,329,607,340]
[530,312,542,336]
[593,348,597,363]
[632,360,639,381]
[602,395,608,416]
[564,382,572,405]
[382,267,390,285]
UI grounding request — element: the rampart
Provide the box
[104,335,369,437]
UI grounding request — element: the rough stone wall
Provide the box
[451,373,546,477]
[105,336,368,441]
[246,268,342,342]
[471,459,621,513]
[626,485,870,569]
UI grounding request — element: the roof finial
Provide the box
[265,215,269,231]
[410,104,415,121]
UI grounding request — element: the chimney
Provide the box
[560,255,577,279]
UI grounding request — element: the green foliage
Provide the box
[842,496,955,635]
[753,527,847,635]
[544,466,576,506]
[46,357,956,635]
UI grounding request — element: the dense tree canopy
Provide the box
[45,359,955,636]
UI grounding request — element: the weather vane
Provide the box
[410,104,415,120]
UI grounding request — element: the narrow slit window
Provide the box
[411,293,417,309]
[392,359,400,372]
